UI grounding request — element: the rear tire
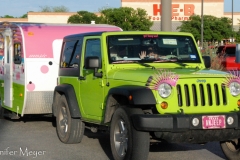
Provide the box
[56,95,85,144]
[110,106,149,160]
[220,139,240,160]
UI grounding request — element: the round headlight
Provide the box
[229,82,240,96]
[158,83,172,98]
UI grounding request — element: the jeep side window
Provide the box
[84,39,101,68]
[60,40,81,68]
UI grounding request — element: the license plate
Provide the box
[202,115,226,129]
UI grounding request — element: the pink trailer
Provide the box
[0,22,122,118]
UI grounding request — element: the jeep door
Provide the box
[79,37,105,121]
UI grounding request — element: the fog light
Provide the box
[192,118,199,127]
[160,101,168,109]
[227,117,234,125]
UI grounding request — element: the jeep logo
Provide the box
[197,79,206,83]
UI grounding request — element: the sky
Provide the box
[0,0,239,17]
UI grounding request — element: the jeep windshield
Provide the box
[107,34,201,64]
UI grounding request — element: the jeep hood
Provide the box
[107,68,229,82]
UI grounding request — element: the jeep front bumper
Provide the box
[131,113,240,143]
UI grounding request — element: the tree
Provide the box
[67,7,153,30]
[39,5,69,12]
[2,15,14,18]
[177,15,234,42]
[20,14,27,18]
[100,7,153,31]
[52,6,69,12]
[68,11,101,24]
[39,6,52,12]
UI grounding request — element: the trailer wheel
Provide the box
[220,139,240,160]
[110,106,149,160]
[56,95,85,144]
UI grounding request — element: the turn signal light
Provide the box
[128,95,133,101]
[160,101,168,109]
[237,100,240,107]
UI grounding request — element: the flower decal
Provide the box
[223,70,240,87]
[146,69,179,90]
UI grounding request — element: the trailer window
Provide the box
[13,43,22,64]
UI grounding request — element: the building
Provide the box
[121,0,240,31]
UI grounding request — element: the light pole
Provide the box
[232,0,234,43]
[161,0,172,31]
[201,0,204,48]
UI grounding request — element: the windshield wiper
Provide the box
[134,61,155,69]
[112,60,155,69]
[172,61,188,66]
[112,60,134,64]
[153,60,188,67]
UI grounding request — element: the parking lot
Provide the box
[0,116,227,160]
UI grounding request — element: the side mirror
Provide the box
[202,56,211,69]
[85,56,100,69]
[85,56,102,78]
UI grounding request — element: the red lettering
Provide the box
[152,4,195,19]
[184,4,195,16]
[153,4,161,16]
[172,4,179,16]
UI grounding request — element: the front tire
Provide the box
[110,106,149,160]
[56,95,85,144]
[220,139,240,160]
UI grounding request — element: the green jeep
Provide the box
[52,31,240,160]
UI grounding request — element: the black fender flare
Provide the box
[108,86,156,105]
[52,84,81,118]
[104,86,156,123]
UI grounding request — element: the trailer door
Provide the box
[2,28,13,108]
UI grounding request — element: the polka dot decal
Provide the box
[27,83,35,91]
[40,65,49,74]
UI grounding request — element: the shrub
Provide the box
[200,42,226,71]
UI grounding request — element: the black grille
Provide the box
[177,83,227,107]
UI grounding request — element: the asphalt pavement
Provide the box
[0,115,227,160]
